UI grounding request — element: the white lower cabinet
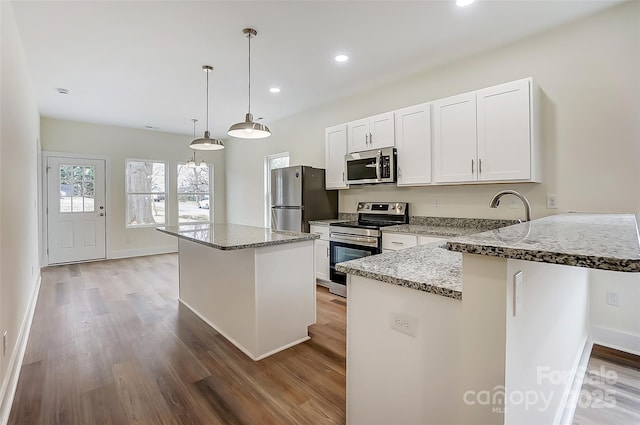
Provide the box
[383,232,447,252]
[310,225,330,282]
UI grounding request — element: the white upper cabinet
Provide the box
[476,78,536,182]
[325,124,349,189]
[395,103,432,186]
[347,112,395,153]
[433,92,478,183]
[433,77,540,184]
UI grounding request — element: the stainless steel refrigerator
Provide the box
[271,166,338,233]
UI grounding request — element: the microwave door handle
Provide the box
[375,150,382,181]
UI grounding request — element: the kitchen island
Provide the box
[338,213,640,425]
[158,223,318,361]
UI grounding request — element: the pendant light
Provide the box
[186,119,207,167]
[190,65,224,150]
[228,28,271,139]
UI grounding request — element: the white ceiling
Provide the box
[12,0,623,139]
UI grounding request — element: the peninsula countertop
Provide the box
[336,242,463,300]
[158,223,318,251]
[446,213,640,272]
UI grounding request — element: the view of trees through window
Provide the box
[126,160,166,227]
[59,164,95,213]
[178,164,211,223]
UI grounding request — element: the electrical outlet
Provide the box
[607,290,621,306]
[547,195,558,209]
[513,271,523,316]
[3,331,7,356]
[390,313,418,337]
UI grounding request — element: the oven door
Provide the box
[329,234,380,287]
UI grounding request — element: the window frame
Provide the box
[176,161,213,224]
[125,158,168,228]
[264,152,290,228]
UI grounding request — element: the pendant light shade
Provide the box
[191,65,224,150]
[228,28,271,139]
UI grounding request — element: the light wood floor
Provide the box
[8,254,346,425]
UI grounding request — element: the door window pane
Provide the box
[59,164,95,213]
[177,164,212,223]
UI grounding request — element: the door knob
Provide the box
[99,213,104,216]
[99,206,104,209]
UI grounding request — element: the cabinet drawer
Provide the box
[310,225,330,241]
[417,235,446,245]
[382,233,418,251]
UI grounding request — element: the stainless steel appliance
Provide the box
[271,166,338,233]
[329,202,409,297]
[345,147,397,185]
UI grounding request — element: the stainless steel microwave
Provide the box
[345,147,397,185]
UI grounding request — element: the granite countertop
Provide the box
[382,224,479,238]
[336,242,462,300]
[158,223,318,251]
[446,213,640,272]
[308,219,351,226]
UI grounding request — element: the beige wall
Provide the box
[226,0,640,225]
[41,118,226,259]
[0,1,42,420]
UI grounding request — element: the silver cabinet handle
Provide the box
[369,132,373,145]
[365,133,369,145]
[326,246,329,257]
[471,159,474,174]
[479,158,482,174]
[391,241,404,245]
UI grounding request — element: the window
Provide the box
[177,163,212,223]
[59,164,95,213]
[264,152,290,227]
[125,159,166,227]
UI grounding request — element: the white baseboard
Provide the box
[590,325,640,356]
[0,273,42,425]
[109,245,177,260]
[557,337,593,425]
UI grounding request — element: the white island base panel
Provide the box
[177,238,316,361]
[347,254,591,425]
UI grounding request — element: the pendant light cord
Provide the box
[205,70,210,131]
[247,32,252,115]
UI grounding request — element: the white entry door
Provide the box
[47,156,106,264]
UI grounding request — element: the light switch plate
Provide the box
[513,271,523,316]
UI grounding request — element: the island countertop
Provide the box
[446,213,640,272]
[158,223,318,251]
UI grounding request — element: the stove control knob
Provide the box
[358,203,365,210]
[397,204,403,211]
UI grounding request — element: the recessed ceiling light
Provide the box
[456,0,475,7]
[334,54,349,63]
[269,87,281,93]
[56,88,69,95]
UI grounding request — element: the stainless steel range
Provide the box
[329,202,409,297]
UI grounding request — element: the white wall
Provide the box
[0,1,42,421]
[589,269,640,355]
[226,1,640,224]
[41,118,226,259]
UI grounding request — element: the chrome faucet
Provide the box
[489,190,532,222]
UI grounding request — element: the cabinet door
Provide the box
[382,233,418,251]
[395,103,431,186]
[347,118,370,153]
[369,112,395,149]
[325,124,349,189]
[477,78,532,181]
[433,92,477,183]
[315,239,330,281]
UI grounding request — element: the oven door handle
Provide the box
[330,233,379,247]
[375,150,382,181]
